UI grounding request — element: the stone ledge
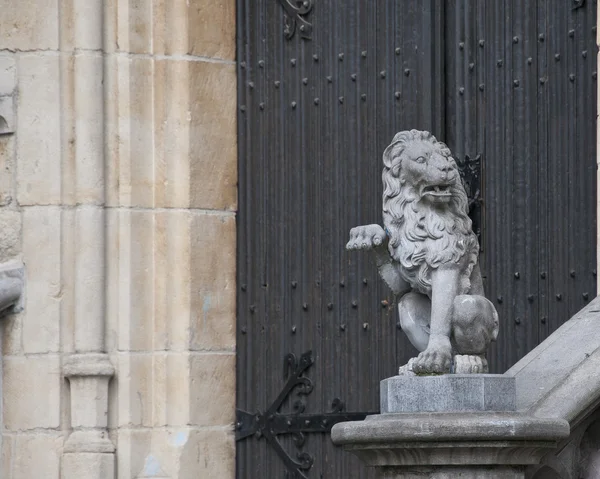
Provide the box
[332,412,569,445]
[331,412,569,470]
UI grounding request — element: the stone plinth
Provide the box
[331,375,569,479]
[381,375,516,413]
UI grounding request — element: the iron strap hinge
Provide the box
[236,350,378,479]
[236,409,372,441]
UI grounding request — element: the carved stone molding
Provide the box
[332,411,569,478]
[63,354,115,455]
[0,260,24,315]
[0,57,16,135]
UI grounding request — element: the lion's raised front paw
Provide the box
[412,339,452,375]
[346,224,387,251]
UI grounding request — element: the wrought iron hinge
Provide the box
[457,153,483,248]
[277,0,314,40]
[236,350,377,479]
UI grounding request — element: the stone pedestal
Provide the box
[331,375,569,479]
[381,375,516,413]
[62,354,115,479]
[377,466,526,478]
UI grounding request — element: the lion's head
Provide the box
[382,130,479,294]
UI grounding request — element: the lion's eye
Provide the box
[415,156,426,164]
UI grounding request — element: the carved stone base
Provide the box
[332,373,568,478]
[377,466,525,478]
[332,412,568,479]
[62,452,115,479]
[62,354,115,479]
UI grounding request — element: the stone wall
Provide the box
[0,1,237,478]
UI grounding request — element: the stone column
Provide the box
[60,0,114,477]
[332,375,569,479]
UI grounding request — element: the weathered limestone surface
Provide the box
[0,0,59,51]
[16,54,61,206]
[22,207,61,353]
[116,427,234,478]
[0,0,237,478]
[102,6,238,463]
[9,434,64,478]
[332,409,569,478]
[3,356,61,430]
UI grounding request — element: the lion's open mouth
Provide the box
[422,184,452,197]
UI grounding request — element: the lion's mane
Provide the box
[382,130,479,295]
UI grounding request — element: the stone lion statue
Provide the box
[347,130,498,375]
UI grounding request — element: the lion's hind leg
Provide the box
[396,292,432,375]
[450,295,499,373]
[398,291,431,353]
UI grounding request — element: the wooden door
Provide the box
[235,1,597,477]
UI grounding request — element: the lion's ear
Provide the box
[382,145,395,169]
[383,144,404,169]
[383,131,413,168]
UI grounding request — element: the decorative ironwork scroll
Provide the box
[277,0,314,40]
[236,351,376,478]
[457,153,483,247]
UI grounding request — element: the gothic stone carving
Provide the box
[0,260,23,315]
[347,130,498,375]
